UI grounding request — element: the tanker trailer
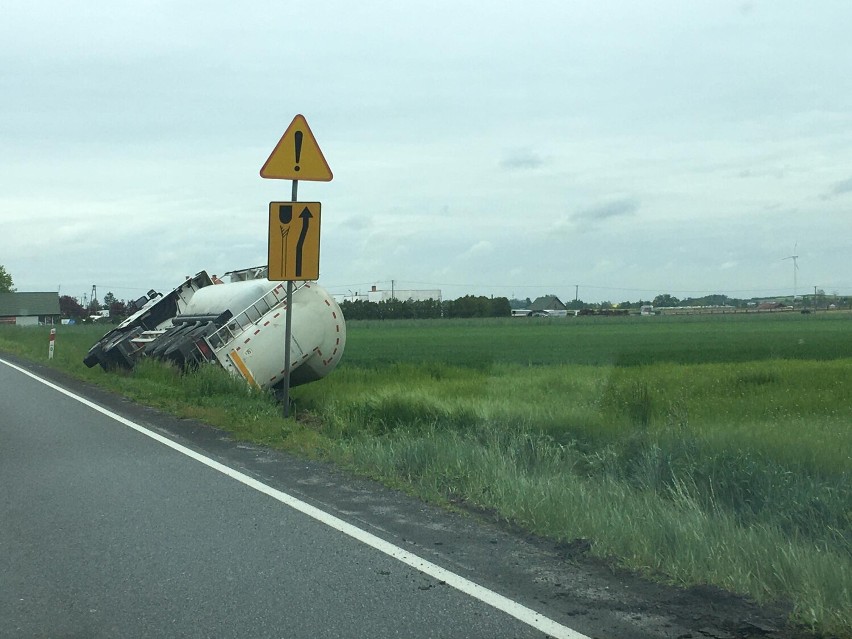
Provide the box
[83,267,345,390]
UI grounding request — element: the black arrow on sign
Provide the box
[278,205,293,278]
[295,206,312,277]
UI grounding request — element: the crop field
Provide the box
[1,311,850,635]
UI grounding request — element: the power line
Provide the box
[323,279,852,297]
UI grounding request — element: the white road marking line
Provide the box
[2,358,591,639]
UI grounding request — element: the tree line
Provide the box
[59,292,129,321]
[340,296,511,320]
[63,292,513,322]
[3,263,846,322]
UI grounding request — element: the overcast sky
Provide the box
[2,1,850,304]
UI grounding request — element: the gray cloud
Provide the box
[340,215,372,232]
[499,150,544,170]
[575,198,640,221]
[830,176,852,197]
[738,2,755,16]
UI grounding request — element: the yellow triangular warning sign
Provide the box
[260,114,333,182]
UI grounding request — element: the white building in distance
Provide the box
[338,285,442,304]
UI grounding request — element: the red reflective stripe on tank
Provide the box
[254,329,261,335]
[263,321,270,326]
[324,299,330,306]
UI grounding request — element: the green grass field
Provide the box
[2,312,850,635]
[343,312,849,368]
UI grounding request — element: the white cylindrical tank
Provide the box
[181,279,278,318]
[202,280,346,389]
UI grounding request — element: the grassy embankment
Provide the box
[1,312,850,636]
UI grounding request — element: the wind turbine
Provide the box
[782,242,799,299]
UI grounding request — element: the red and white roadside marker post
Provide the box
[48,328,56,360]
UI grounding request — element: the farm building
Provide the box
[0,292,61,326]
[528,295,568,316]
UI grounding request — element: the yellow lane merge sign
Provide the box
[260,115,333,181]
[268,202,321,281]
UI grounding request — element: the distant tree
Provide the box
[59,295,85,319]
[653,293,680,307]
[417,298,443,318]
[681,293,731,307]
[564,299,585,310]
[0,265,14,292]
[109,299,128,319]
[402,298,442,319]
[446,295,496,318]
[490,297,512,317]
[340,299,381,320]
[103,292,117,308]
[380,298,404,319]
[342,295,508,320]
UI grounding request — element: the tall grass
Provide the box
[297,359,850,541]
[0,325,324,453]
[336,426,849,631]
[296,349,851,635]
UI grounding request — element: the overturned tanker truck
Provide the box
[83,266,345,390]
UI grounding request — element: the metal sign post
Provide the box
[261,114,333,418]
[281,179,298,417]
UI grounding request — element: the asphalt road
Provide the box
[0,359,585,638]
[0,357,793,639]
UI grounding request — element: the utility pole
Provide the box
[575,284,579,302]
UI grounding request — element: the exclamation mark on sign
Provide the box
[294,131,303,172]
